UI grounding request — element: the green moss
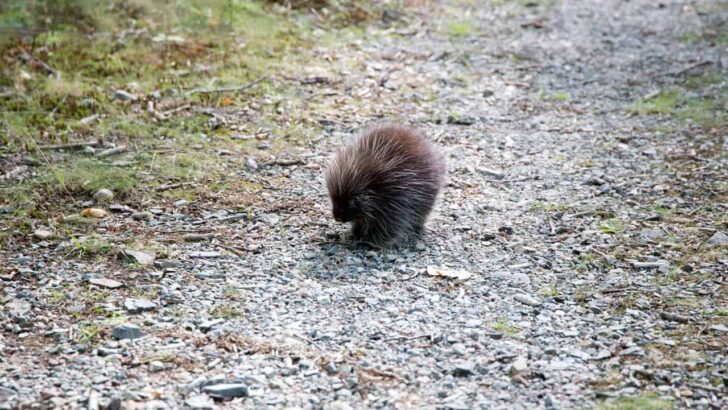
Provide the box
[597,395,673,410]
[599,219,623,235]
[69,234,112,257]
[492,316,520,335]
[629,88,727,129]
[448,20,474,37]
[537,87,570,101]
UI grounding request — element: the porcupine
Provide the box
[324,123,446,247]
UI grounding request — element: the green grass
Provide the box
[537,87,570,102]
[491,316,520,335]
[598,219,623,235]
[1,0,380,254]
[448,20,474,37]
[629,87,727,129]
[211,305,243,319]
[597,395,673,410]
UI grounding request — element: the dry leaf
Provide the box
[426,265,473,280]
[81,208,107,218]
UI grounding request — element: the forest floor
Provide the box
[1,0,726,409]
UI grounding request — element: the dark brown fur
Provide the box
[324,123,446,247]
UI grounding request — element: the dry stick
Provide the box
[27,134,79,207]
[155,182,194,192]
[96,145,128,158]
[185,77,266,96]
[218,244,245,258]
[35,140,102,151]
[291,334,325,351]
[383,333,431,343]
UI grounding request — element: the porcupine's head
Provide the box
[324,137,381,224]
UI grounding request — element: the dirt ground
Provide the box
[1,0,726,409]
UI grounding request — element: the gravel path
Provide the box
[2,0,726,409]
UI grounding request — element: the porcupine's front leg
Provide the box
[352,218,395,248]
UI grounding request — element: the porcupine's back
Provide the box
[326,123,446,245]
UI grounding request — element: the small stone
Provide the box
[185,394,216,409]
[183,233,215,242]
[174,199,190,207]
[155,260,182,269]
[514,294,542,307]
[619,346,645,357]
[33,229,53,240]
[258,213,280,225]
[487,332,504,340]
[477,167,505,180]
[498,226,514,235]
[709,324,728,333]
[93,189,114,202]
[508,357,528,376]
[245,157,258,170]
[324,362,338,375]
[88,278,123,289]
[119,249,156,266]
[112,323,142,340]
[707,231,728,247]
[638,229,665,243]
[132,212,152,221]
[80,208,107,218]
[452,360,475,377]
[113,89,137,101]
[190,251,222,258]
[124,298,156,313]
[7,299,32,316]
[202,384,248,399]
[659,312,690,323]
[149,361,165,372]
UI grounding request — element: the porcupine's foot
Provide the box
[352,219,396,249]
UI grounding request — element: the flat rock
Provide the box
[119,249,156,266]
[452,360,476,377]
[7,299,32,316]
[33,229,53,240]
[185,394,217,409]
[113,89,137,101]
[638,228,665,243]
[202,383,248,399]
[476,167,505,180]
[88,278,123,289]
[508,357,528,376]
[124,298,157,313]
[707,231,728,247]
[619,346,645,357]
[190,251,222,258]
[112,323,142,340]
[514,294,542,307]
[93,189,114,202]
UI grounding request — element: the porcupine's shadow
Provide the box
[302,226,428,279]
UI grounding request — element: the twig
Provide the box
[670,60,712,76]
[399,270,421,281]
[34,140,101,151]
[218,244,245,257]
[687,383,721,393]
[96,145,128,158]
[155,182,194,192]
[185,77,266,96]
[600,287,638,294]
[291,334,325,351]
[383,333,431,343]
